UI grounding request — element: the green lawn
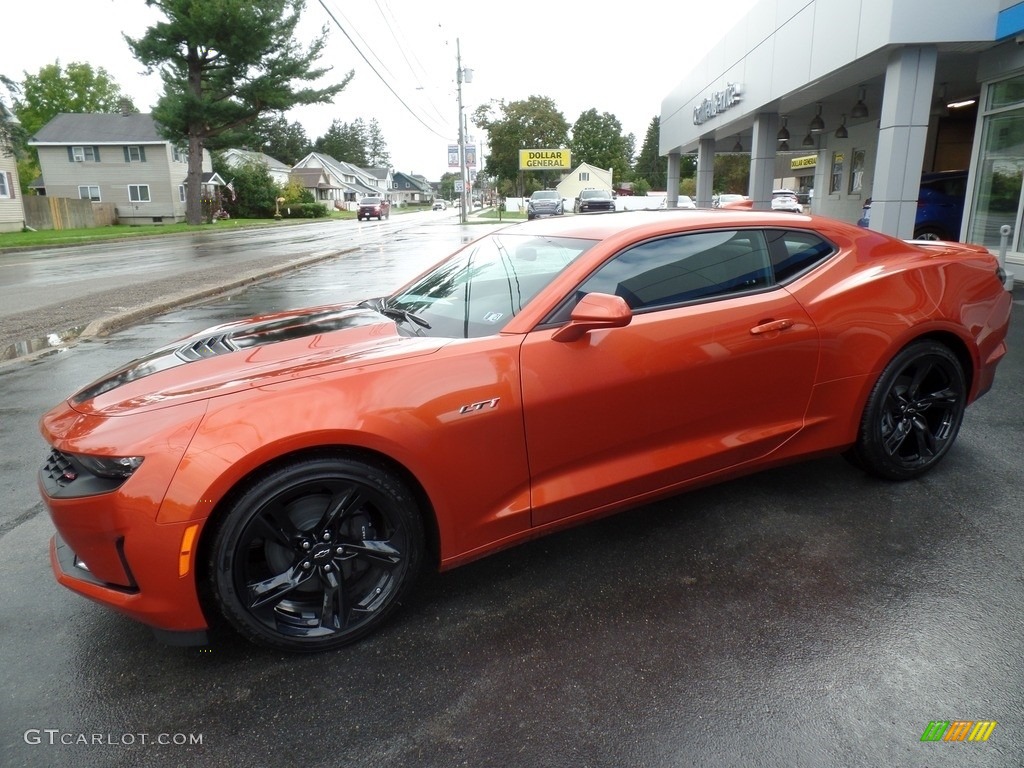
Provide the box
[0,210,362,251]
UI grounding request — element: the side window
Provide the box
[765,229,835,282]
[566,230,772,314]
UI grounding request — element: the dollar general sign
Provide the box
[519,149,572,170]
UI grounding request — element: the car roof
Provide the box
[921,169,968,182]
[498,208,829,240]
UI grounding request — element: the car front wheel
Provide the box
[208,454,425,652]
[847,341,966,480]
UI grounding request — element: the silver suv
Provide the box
[527,190,564,220]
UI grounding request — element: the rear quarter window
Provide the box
[765,229,836,282]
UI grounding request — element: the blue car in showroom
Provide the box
[857,170,968,241]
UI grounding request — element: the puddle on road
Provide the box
[1,326,86,362]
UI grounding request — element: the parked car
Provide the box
[677,195,697,209]
[574,188,616,214]
[38,210,1011,652]
[771,189,803,213]
[527,189,564,220]
[357,196,390,221]
[719,196,753,209]
[857,170,968,241]
[714,193,749,208]
[432,200,447,211]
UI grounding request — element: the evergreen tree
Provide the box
[126,0,351,224]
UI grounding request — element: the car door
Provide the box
[519,228,820,527]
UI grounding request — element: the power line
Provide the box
[315,0,453,140]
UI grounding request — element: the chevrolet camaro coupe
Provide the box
[39,210,1012,653]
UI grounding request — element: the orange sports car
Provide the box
[39,210,1012,652]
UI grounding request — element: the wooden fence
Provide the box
[24,197,117,230]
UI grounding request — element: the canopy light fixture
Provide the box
[810,104,825,133]
[732,134,744,152]
[777,116,790,142]
[834,114,848,139]
[851,86,869,118]
[802,130,816,148]
[948,98,977,109]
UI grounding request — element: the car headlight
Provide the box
[72,453,145,479]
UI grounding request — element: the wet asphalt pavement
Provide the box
[1,218,1022,767]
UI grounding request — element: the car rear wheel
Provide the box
[208,454,424,652]
[848,341,966,480]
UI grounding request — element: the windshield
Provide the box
[531,191,560,200]
[385,233,595,338]
[360,197,381,205]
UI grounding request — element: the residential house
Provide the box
[391,171,433,206]
[0,101,25,233]
[291,152,384,210]
[29,112,216,225]
[556,162,613,204]
[218,148,292,186]
[363,166,394,196]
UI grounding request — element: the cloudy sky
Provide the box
[5,0,758,179]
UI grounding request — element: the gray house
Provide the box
[29,112,215,225]
[0,101,25,233]
[391,171,433,206]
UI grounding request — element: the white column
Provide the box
[667,153,680,208]
[749,113,779,210]
[869,46,937,239]
[696,136,716,208]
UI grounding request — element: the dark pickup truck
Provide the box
[358,196,391,221]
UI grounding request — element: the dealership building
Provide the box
[659,0,1024,274]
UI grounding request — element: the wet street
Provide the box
[1,218,1023,767]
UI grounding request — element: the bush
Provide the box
[280,202,328,219]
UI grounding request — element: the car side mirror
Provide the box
[551,293,632,342]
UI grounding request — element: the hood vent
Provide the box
[175,334,239,362]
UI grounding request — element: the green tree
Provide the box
[633,116,666,191]
[212,154,279,218]
[14,61,135,138]
[126,0,352,225]
[1,75,22,151]
[473,96,570,194]
[365,118,390,168]
[229,113,311,166]
[569,109,632,184]
[438,171,458,201]
[314,118,368,165]
[713,154,750,195]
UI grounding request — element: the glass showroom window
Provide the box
[968,74,1024,250]
[128,184,151,202]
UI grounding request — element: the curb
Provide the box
[80,248,354,341]
[1,248,355,367]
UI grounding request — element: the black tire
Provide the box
[913,227,947,241]
[848,341,966,480]
[208,454,424,652]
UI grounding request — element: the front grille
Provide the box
[175,334,238,361]
[43,448,77,485]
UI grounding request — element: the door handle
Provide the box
[750,319,794,335]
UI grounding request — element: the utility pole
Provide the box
[456,39,472,225]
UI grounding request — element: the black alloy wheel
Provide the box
[848,341,966,480]
[209,455,424,652]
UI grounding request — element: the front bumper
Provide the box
[38,399,211,642]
